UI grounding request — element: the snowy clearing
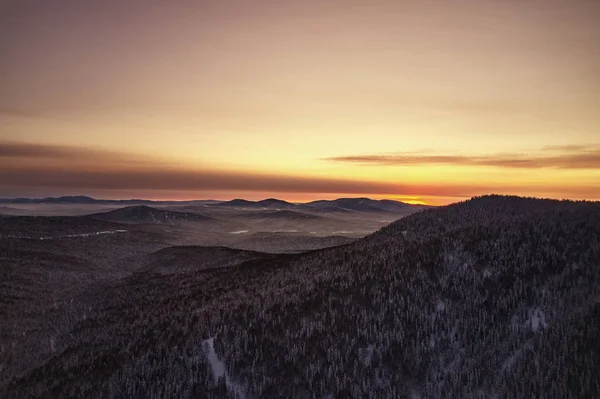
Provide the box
[203,337,246,398]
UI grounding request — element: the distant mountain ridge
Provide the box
[0,196,220,205]
[212,197,422,213]
[0,195,424,213]
[214,199,260,208]
[0,196,100,204]
[305,197,419,213]
[213,198,298,209]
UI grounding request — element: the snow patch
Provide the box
[502,340,533,372]
[527,308,547,332]
[359,344,374,366]
[449,324,459,341]
[430,299,446,326]
[229,230,249,235]
[46,230,128,239]
[203,337,246,398]
[436,300,446,312]
[510,307,547,333]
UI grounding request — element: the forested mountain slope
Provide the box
[89,206,216,225]
[4,195,600,398]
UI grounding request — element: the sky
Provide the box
[1,0,599,205]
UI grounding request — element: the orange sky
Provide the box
[1,0,599,205]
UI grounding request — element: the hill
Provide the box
[255,198,297,209]
[230,231,355,253]
[89,205,215,225]
[3,195,599,398]
[0,196,221,206]
[305,197,415,213]
[0,215,126,239]
[0,196,99,204]
[142,246,273,273]
[213,198,297,209]
[212,199,257,207]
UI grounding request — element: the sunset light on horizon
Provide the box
[2,0,599,205]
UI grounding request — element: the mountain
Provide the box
[0,195,99,204]
[0,196,221,205]
[0,215,125,239]
[377,199,420,212]
[3,195,599,398]
[0,196,415,213]
[142,246,273,274]
[255,198,297,209]
[213,199,257,207]
[213,198,297,209]
[305,197,415,213]
[43,195,98,204]
[89,205,216,225]
[231,232,355,253]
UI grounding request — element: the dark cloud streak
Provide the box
[2,142,598,199]
[0,165,490,198]
[324,146,600,169]
[2,165,599,199]
[0,141,154,165]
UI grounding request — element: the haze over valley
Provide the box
[0,196,422,253]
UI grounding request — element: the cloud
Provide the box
[0,141,91,158]
[0,106,53,120]
[323,146,600,169]
[0,142,490,197]
[540,144,594,153]
[1,141,598,200]
[2,163,599,200]
[0,164,482,197]
[0,141,155,165]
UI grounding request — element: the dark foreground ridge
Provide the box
[2,195,599,398]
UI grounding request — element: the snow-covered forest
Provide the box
[2,195,600,398]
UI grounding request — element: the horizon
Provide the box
[2,1,599,205]
[3,192,599,207]
[0,193,431,205]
